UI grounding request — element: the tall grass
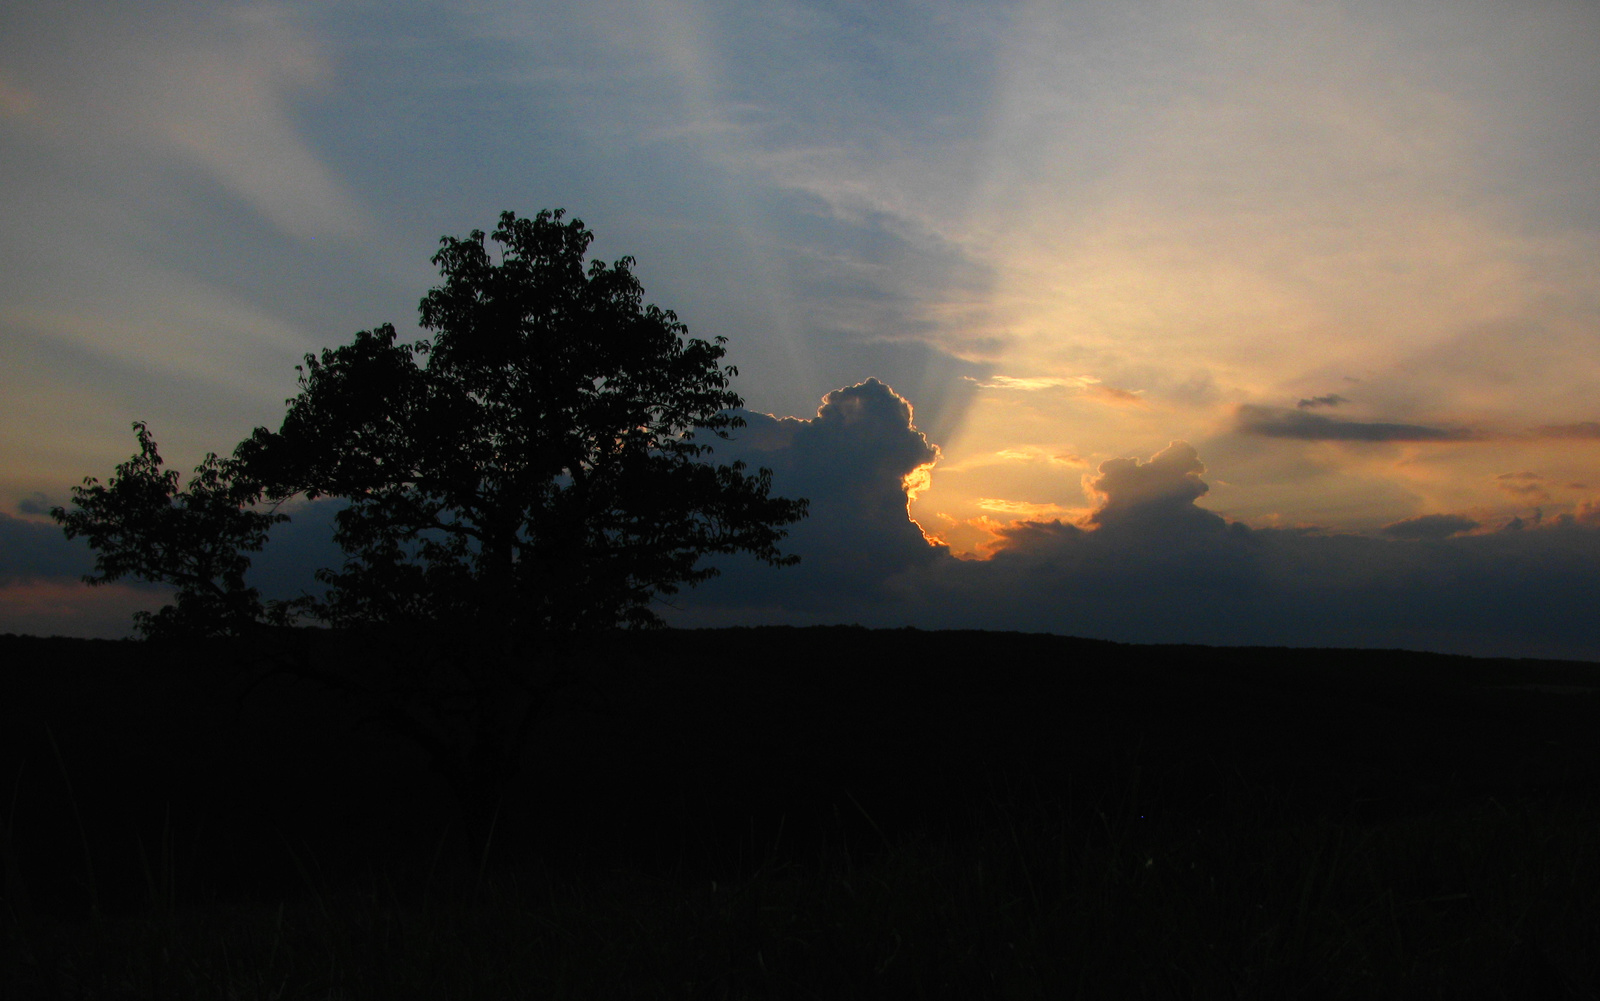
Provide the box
[7,786,1598,999]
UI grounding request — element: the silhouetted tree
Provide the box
[51,422,285,639]
[53,209,808,858]
[236,209,806,634]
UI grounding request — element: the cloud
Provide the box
[995,446,1077,465]
[940,460,1600,658]
[1571,498,1600,527]
[0,580,166,639]
[671,403,1600,661]
[1532,422,1600,440]
[1297,394,1349,409]
[1379,513,1480,540]
[975,499,1073,519]
[1085,384,1145,407]
[968,375,1098,391]
[687,379,942,608]
[0,497,337,632]
[3,2,367,242]
[1496,471,1552,502]
[964,374,1144,408]
[1083,441,1211,529]
[1235,405,1483,442]
[0,512,93,586]
[16,492,53,517]
[249,497,344,603]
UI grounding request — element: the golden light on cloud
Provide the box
[871,1,1600,547]
[1086,384,1145,407]
[969,375,1099,391]
[975,498,1073,519]
[902,460,942,546]
[994,446,1085,466]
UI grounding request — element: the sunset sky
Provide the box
[4,0,1599,656]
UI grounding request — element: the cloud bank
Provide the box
[1235,406,1482,443]
[676,383,1600,662]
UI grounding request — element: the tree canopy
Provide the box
[58,209,808,638]
[52,423,284,638]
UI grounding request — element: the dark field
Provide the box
[4,627,1599,998]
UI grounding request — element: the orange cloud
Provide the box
[993,446,1086,467]
[976,498,1074,519]
[967,374,1099,391]
[1532,422,1600,440]
[1085,384,1145,407]
[1572,497,1600,527]
[1496,471,1552,502]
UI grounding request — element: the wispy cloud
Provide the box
[1297,394,1348,409]
[1235,405,1484,443]
[1380,513,1479,540]
[994,447,1085,467]
[1086,384,1145,407]
[1532,422,1600,440]
[1496,471,1552,502]
[3,3,368,242]
[976,498,1073,519]
[968,374,1099,391]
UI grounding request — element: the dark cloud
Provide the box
[1083,441,1218,535]
[685,379,943,611]
[250,498,345,603]
[671,392,1600,661]
[920,485,1600,659]
[1532,421,1600,440]
[16,492,54,516]
[1380,514,1480,541]
[807,340,989,448]
[1235,405,1482,442]
[0,511,93,586]
[0,497,337,612]
[1296,394,1348,409]
[1496,471,1551,502]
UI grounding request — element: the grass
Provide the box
[7,627,1600,997]
[7,785,1600,999]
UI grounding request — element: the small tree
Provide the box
[51,423,285,639]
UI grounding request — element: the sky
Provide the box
[3,0,1599,658]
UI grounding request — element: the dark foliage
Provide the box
[236,209,807,634]
[47,210,808,851]
[49,423,285,639]
[54,210,806,640]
